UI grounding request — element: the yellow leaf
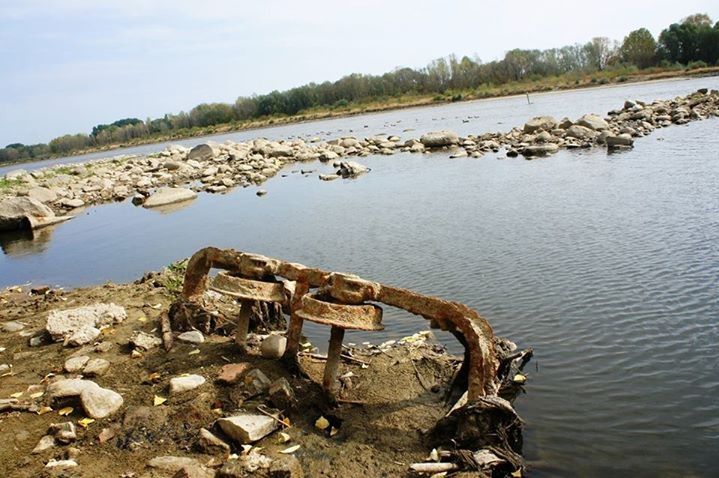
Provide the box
[36,406,53,415]
[58,407,74,416]
[280,417,291,427]
[131,349,143,358]
[188,349,200,355]
[278,432,291,443]
[280,445,300,454]
[511,470,522,478]
[138,316,147,322]
[30,391,44,399]
[78,418,95,428]
[10,392,22,398]
[153,395,167,406]
[513,373,527,384]
[314,416,330,430]
[147,372,161,382]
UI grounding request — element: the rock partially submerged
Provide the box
[420,130,460,147]
[142,187,197,208]
[0,197,72,231]
[337,161,369,178]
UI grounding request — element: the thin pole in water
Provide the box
[526,93,531,105]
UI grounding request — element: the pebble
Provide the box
[64,355,90,373]
[244,369,271,394]
[45,459,78,469]
[32,435,56,454]
[217,363,251,385]
[169,374,206,395]
[177,330,205,344]
[269,377,295,409]
[130,331,162,351]
[83,358,110,377]
[260,334,287,359]
[1,321,26,332]
[81,386,124,419]
[198,428,230,455]
[50,422,77,444]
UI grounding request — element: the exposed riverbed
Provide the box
[2,76,719,476]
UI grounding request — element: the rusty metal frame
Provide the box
[181,247,499,399]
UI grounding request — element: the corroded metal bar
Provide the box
[180,246,498,399]
[323,327,346,399]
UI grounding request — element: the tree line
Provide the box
[2,13,718,164]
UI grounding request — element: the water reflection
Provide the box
[0,225,56,256]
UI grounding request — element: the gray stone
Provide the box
[198,428,231,455]
[268,378,295,409]
[83,358,110,377]
[338,161,369,178]
[49,422,77,444]
[80,385,124,419]
[244,368,271,394]
[420,130,460,147]
[0,197,71,231]
[1,321,26,332]
[129,331,162,351]
[61,198,85,209]
[64,355,90,373]
[67,326,101,346]
[169,374,206,395]
[27,187,58,203]
[576,114,610,131]
[565,125,597,140]
[521,143,559,157]
[606,134,634,148]
[216,414,278,443]
[319,174,339,181]
[4,169,27,180]
[269,455,305,477]
[261,335,287,359]
[143,187,197,208]
[187,143,219,162]
[32,435,56,454]
[177,330,205,344]
[147,456,202,473]
[523,116,558,133]
[44,459,78,469]
[47,378,100,399]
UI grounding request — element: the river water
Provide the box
[2,77,719,476]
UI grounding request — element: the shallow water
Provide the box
[2,77,719,476]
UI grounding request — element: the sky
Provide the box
[1,0,717,146]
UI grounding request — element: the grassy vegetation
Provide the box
[161,259,189,297]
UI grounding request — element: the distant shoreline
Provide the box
[3,66,719,170]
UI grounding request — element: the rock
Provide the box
[143,187,197,208]
[32,435,56,454]
[420,130,460,147]
[576,114,610,131]
[256,189,268,197]
[523,116,558,133]
[187,144,219,162]
[268,378,295,410]
[269,455,304,477]
[46,303,126,344]
[338,161,369,178]
[0,197,71,231]
[169,374,206,395]
[217,363,251,385]
[47,378,100,399]
[521,144,559,158]
[4,169,27,180]
[172,464,215,478]
[0,364,10,374]
[177,330,205,344]
[261,335,287,359]
[198,428,230,455]
[67,327,101,346]
[163,161,182,171]
[80,385,124,419]
[148,456,203,473]
[49,422,77,444]
[319,174,339,181]
[565,125,597,140]
[534,131,554,143]
[606,134,634,148]
[27,187,58,203]
[558,118,573,129]
[1,321,26,332]
[98,427,116,444]
[129,331,162,351]
[216,414,278,443]
[83,358,110,377]
[61,198,85,209]
[244,369,271,394]
[64,355,90,373]
[45,459,78,469]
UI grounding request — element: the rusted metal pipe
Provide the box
[323,326,345,399]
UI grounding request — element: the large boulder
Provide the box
[27,187,58,203]
[420,131,460,147]
[46,303,126,345]
[521,143,559,158]
[564,125,597,140]
[187,143,219,162]
[606,134,634,149]
[576,114,610,131]
[0,197,72,231]
[338,161,369,178]
[523,116,558,133]
[143,187,197,208]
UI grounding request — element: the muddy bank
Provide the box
[0,260,531,477]
[1,88,717,232]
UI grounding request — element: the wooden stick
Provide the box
[160,312,173,352]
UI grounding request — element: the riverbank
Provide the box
[0,258,530,477]
[1,87,717,232]
[2,66,718,169]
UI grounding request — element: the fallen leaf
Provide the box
[153,395,167,406]
[280,445,300,454]
[147,372,161,382]
[58,407,74,416]
[138,316,148,323]
[188,349,200,356]
[10,392,22,398]
[30,391,44,399]
[512,373,527,384]
[36,406,53,415]
[280,417,291,427]
[78,417,95,428]
[330,427,339,437]
[314,416,330,430]
[278,432,291,443]
[511,470,522,477]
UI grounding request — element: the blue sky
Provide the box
[1,0,717,145]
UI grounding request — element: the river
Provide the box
[2,77,719,476]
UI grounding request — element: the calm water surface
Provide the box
[2,78,719,476]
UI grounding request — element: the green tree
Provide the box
[620,28,657,68]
